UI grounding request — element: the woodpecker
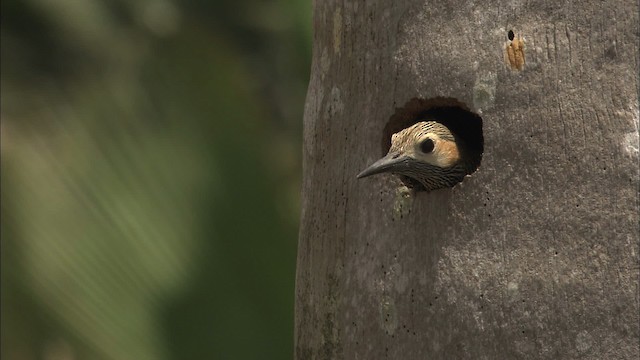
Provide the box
[357,121,476,192]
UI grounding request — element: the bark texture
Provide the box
[296,1,639,359]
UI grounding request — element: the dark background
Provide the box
[1,0,309,359]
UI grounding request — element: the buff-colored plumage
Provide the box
[357,121,474,191]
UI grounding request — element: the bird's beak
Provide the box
[357,152,407,179]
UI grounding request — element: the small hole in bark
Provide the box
[381,97,484,191]
[508,30,515,40]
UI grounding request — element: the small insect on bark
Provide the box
[505,30,525,70]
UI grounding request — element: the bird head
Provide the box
[357,121,469,191]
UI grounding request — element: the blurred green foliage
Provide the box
[1,0,310,359]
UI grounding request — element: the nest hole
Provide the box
[382,97,484,189]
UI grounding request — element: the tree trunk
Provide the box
[295,1,639,359]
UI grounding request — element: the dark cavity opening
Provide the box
[508,30,515,41]
[383,97,484,190]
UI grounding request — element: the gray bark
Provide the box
[295,1,639,359]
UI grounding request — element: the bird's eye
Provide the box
[420,138,435,153]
